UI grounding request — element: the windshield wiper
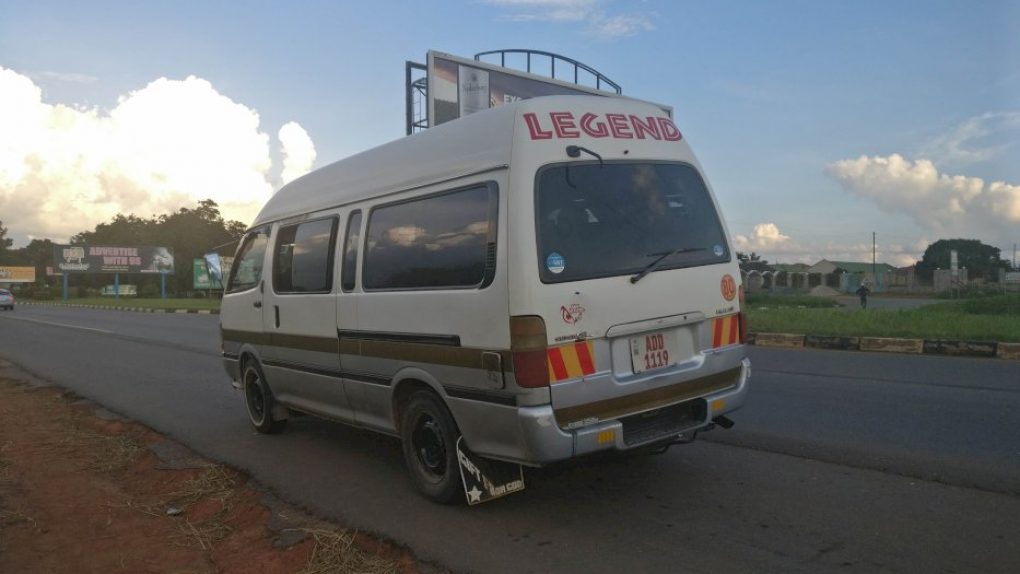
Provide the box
[630,247,706,284]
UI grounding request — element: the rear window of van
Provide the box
[535,162,729,283]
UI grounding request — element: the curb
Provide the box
[751,332,1019,361]
[13,301,219,315]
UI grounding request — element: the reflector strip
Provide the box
[547,341,596,382]
[712,315,740,348]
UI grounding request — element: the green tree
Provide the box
[0,220,13,263]
[915,239,1009,281]
[736,251,771,273]
[147,199,246,293]
[65,199,246,295]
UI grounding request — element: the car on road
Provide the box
[0,288,14,311]
[220,95,751,504]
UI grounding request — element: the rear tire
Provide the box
[400,391,463,504]
[242,361,287,434]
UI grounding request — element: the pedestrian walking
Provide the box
[855,283,870,309]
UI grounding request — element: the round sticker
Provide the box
[546,252,565,274]
[721,274,736,301]
[713,244,725,257]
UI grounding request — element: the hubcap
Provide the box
[412,414,447,477]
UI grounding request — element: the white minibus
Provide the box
[220,95,750,503]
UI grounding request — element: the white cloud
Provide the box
[33,71,99,84]
[485,0,655,38]
[734,223,790,252]
[0,67,317,244]
[733,222,924,267]
[586,13,654,38]
[825,154,1020,246]
[279,122,316,185]
[922,111,1020,168]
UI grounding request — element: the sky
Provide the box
[1,0,1018,267]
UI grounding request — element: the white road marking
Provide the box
[2,315,114,334]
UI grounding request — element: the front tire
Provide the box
[400,391,463,504]
[242,361,287,434]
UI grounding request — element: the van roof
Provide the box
[252,95,669,227]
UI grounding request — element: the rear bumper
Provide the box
[511,355,750,465]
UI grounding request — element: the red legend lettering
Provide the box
[523,113,553,140]
[523,111,682,142]
[549,112,580,138]
[579,113,609,138]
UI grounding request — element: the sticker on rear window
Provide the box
[546,252,565,274]
[713,244,724,257]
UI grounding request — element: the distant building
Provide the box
[807,260,897,275]
[808,259,898,293]
[771,263,811,273]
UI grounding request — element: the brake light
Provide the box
[510,315,549,388]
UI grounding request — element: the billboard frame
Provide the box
[407,49,672,135]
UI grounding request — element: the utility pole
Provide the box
[872,232,877,286]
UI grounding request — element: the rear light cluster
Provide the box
[510,315,549,388]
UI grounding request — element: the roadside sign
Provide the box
[193,257,233,290]
[53,244,175,274]
[0,266,36,283]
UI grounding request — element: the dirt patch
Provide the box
[0,374,429,573]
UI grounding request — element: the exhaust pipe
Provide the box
[712,415,735,429]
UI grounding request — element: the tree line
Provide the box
[739,237,1012,282]
[0,200,246,296]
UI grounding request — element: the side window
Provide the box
[341,211,362,292]
[226,227,270,293]
[363,184,498,290]
[273,218,338,293]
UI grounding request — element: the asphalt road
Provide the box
[1,305,1018,573]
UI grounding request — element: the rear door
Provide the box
[530,161,742,426]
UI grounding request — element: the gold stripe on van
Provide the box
[220,328,270,346]
[222,328,512,371]
[553,367,741,427]
[220,329,337,353]
[339,339,513,371]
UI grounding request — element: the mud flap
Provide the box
[456,437,525,505]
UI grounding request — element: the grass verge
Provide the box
[746,294,843,309]
[748,294,1020,342]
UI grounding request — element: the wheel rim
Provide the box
[245,369,266,424]
[411,414,447,478]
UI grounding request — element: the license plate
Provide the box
[630,331,678,374]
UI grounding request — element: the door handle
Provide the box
[253,301,262,308]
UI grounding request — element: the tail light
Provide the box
[510,315,549,388]
[737,285,748,343]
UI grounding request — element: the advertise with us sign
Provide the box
[53,245,175,274]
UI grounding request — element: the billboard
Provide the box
[427,51,672,128]
[0,266,36,283]
[193,255,234,290]
[53,245,175,274]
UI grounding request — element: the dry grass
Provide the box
[89,432,144,472]
[300,529,402,574]
[168,466,237,507]
[0,440,11,483]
